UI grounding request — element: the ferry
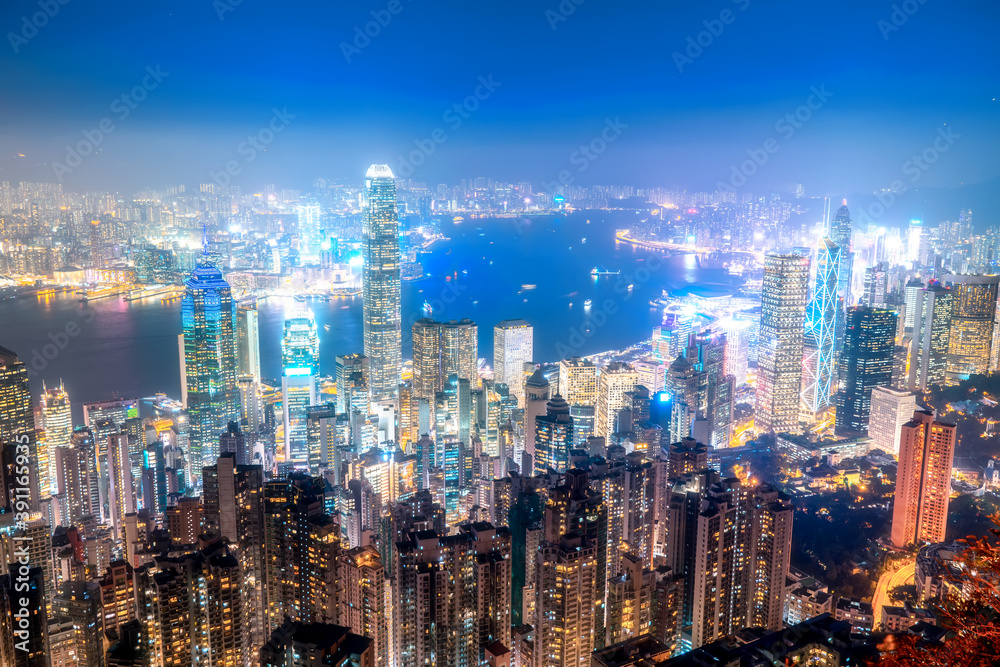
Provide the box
[590,266,620,276]
[521,284,537,291]
[584,299,592,307]
[453,216,464,223]
[422,300,433,314]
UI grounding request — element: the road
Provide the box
[871,561,916,626]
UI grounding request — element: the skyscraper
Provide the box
[891,410,956,548]
[533,394,574,475]
[182,260,240,475]
[39,380,72,498]
[0,346,38,509]
[755,253,810,434]
[909,281,954,391]
[713,318,751,387]
[835,307,897,435]
[596,361,639,441]
[236,303,261,384]
[413,318,479,400]
[494,319,533,407]
[801,239,841,417]
[282,311,320,464]
[362,164,402,401]
[944,274,999,381]
[829,203,853,353]
[334,353,369,415]
[868,387,917,457]
[559,356,598,406]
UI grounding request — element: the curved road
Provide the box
[871,561,916,626]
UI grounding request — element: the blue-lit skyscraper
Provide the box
[181,261,239,477]
[282,310,319,465]
[801,238,842,416]
[362,164,402,401]
[829,202,853,355]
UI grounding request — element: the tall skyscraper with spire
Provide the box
[829,202,853,354]
[181,255,239,478]
[362,164,402,402]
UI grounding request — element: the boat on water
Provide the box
[584,299,592,307]
[522,284,537,291]
[453,216,464,222]
[422,300,433,314]
[590,266,620,276]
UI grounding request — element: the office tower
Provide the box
[264,475,341,630]
[38,380,71,498]
[713,318,751,386]
[0,346,38,509]
[903,278,923,331]
[533,394,574,475]
[664,355,699,444]
[53,581,104,667]
[338,545,388,667]
[282,311,320,464]
[107,433,136,540]
[182,259,239,474]
[892,343,909,389]
[55,443,92,526]
[217,420,248,465]
[869,387,918,457]
[260,619,374,667]
[413,318,480,400]
[135,541,245,667]
[523,369,551,460]
[236,304,262,384]
[907,219,923,265]
[829,203,853,353]
[909,281,954,390]
[596,361,639,441]
[362,164,402,401]
[533,533,597,667]
[653,308,696,365]
[835,307,897,435]
[891,410,957,548]
[202,453,267,654]
[559,356,598,405]
[494,319,534,406]
[801,239,841,416]
[864,263,888,306]
[394,522,511,667]
[1,566,48,667]
[755,253,810,434]
[335,353,369,415]
[686,331,734,450]
[412,318,442,400]
[944,274,1000,381]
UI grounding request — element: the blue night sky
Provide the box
[1,0,998,196]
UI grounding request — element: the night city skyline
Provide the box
[2,2,1000,667]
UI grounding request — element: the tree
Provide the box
[879,514,1000,665]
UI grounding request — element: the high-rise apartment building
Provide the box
[282,311,320,464]
[55,443,92,526]
[106,433,136,540]
[338,545,388,667]
[533,533,597,667]
[891,410,956,548]
[335,353,369,415]
[394,522,511,667]
[755,253,810,434]
[523,369,551,462]
[559,356,598,406]
[362,164,402,401]
[868,387,918,457]
[596,361,639,441]
[944,274,999,381]
[835,307,897,435]
[182,260,239,474]
[494,319,533,407]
